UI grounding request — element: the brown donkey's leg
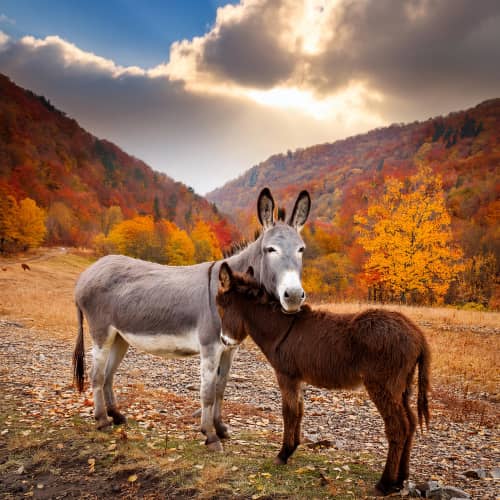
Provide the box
[397,387,417,486]
[295,386,304,446]
[275,373,302,465]
[365,383,409,495]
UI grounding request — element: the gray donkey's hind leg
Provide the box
[103,334,129,425]
[91,328,116,430]
[214,346,238,439]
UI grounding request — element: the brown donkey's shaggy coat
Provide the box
[216,264,431,495]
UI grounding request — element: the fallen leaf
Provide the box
[88,458,95,473]
[128,474,138,483]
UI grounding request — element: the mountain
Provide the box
[207,99,499,234]
[208,98,499,306]
[0,73,228,246]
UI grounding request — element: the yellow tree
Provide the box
[163,220,195,265]
[355,166,463,304]
[101,205,123,236]
[190,220,223,263]
[0,189,17,252]
[13,198,47,250]
[108,216,159,260]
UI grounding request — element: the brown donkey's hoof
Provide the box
[206,439,224,452]
[273,456,287,465]
[372,481,402,496]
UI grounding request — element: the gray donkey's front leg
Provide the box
[214,346,238,439]
[200,343,224,451]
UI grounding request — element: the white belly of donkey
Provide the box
[115,327,201,358]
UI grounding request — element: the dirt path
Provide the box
[0,247,68,267]
[0,319,498,499]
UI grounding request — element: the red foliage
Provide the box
[0,74,238,248]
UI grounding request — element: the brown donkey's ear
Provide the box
[219,262,233,292]
[257,187,275,228]
[246,266,254,277]
[288,190,311,231]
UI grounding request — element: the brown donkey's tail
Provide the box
[72,305,85,392]
[417,338,431,430]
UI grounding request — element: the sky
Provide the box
[0,0,499,195]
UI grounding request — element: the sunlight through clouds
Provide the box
[246,83,383,123]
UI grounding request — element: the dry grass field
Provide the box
[0,248,498,498]
[1,248,498,397]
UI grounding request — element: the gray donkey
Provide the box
[73,188,311,450]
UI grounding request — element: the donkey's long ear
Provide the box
[257,187,275,228]
[288,190,311,231]
[219,262,233,292]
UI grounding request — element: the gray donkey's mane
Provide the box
[223,229,262,258]
[222,207,287,259]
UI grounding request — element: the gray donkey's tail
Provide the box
[72,305,85,392]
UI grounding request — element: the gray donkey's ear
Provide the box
[219,262,233,292]
[289,190,311,231]
[257,187,275,229]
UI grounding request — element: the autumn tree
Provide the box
[46,201,76,245]
[0,187,17,252]
[101,205,123,236]
[452,252,497,307]
[190,220,222,263]
[9,198,47,250]
[163,221,195,265]
[108,216,159,261]
[355,166,463,304]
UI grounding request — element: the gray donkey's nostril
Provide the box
[301,291,305,299]
[284,291,290,298]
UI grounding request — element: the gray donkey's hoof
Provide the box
[206,440,224,452]
[215,423,230,440]
[95,417,113,431]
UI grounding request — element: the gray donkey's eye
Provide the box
[266,246,277,253]
[298,246,305,253]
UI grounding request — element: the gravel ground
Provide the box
[0,319,498,498]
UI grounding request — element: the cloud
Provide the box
[167,0,500,118]
[0,14,15,25]
[0,30,10,49]
[0,30,380,194]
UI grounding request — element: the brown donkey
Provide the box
[216,264,431,496]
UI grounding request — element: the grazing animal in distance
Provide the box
[216,264,431,495]
[72,187,311,451]
[21,263,31,271]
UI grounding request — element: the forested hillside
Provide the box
[0,74,237,255]
[208,99,500,307]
